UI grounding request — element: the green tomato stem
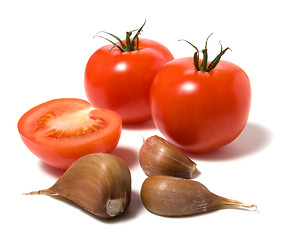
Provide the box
[96,19,147,52]
[179,33,231,72]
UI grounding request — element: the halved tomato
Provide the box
[18,98,122,170]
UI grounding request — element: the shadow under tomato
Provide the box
[188,122,273,161]
[39,161,65,178]
[123,119,156,130]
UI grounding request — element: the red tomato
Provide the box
[18,98,122,169]
[150,53,251,152]
[84,38,174,123]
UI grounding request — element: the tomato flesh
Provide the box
[43,107,103,138]
[18,98,122,169]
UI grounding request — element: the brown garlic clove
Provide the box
[24,153,131,219]
[141,176,257,217]
[139,135,197,178]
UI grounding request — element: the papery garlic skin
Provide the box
[141,176,257,217]
[139,135,196,178]
[25,153,131,219]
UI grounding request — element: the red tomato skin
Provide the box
[19,130,121,170]
[150,57,251,152]
[84,38,174,123]
[18,98,122,170]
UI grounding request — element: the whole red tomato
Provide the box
[18,98,122,169]
[84,21,174,123]
[150,36,251,152]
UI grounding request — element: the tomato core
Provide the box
[42,108,104,138]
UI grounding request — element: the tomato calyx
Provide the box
[95,19,146,52]
[179,33,231,72]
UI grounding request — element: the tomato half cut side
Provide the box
[18,98,122,170]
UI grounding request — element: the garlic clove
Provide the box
[141,176,257,217]
[24,153,131,219]
[139,135,197,178]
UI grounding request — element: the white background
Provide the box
[1,0,286,239]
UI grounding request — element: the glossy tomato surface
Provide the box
[150,57,251,152]
[18,98,122,169]
[84,38,174,123]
